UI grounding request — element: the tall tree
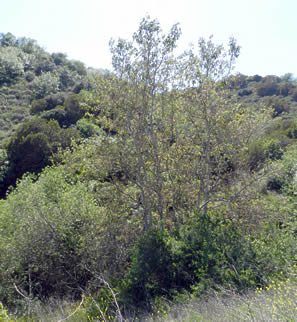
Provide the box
[106,16,181,231]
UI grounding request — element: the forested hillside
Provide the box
[0,18,296,321]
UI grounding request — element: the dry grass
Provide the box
[3,268,297,321]
[145,272,297,322]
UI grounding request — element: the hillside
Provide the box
[0,20,296,321]
[0,32,102,197]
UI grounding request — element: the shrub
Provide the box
[263,138,283,161]
[123,230,174,306]
[30,98,48,114]
[64,94,85,124]
[6,119,80,178]
[45,92,66,109]
[122,212,260,307]
[238,89,252,96]
[41,106,68,127]
[257,76,280,97]
[0,168,100,303]
[30,72,59,99]
[76,118,103,138]
[174,212,258,294]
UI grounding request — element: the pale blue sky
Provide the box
[1,0,297,76]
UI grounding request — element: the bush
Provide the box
[291,88,297,102]
[286,121,297,139]
[30,72,59,99]
[64,94,85,124]
[76,118,103,138]
[123,230,174,306]
[41,106,69,127]
[0,168,100,303]
[263,138,283,161]
[6,119,80,178]
[174,212,258,294]
[257,76,280,97]
[238,89,252,96]
[122,213,260,307]
[45,92,66,109]
[30,98,48,114]
[0,302,10,321]
[0,47,25,85]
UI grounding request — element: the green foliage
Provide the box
[0,46,25,85]
[263,138,283,160]
[285,119,297,139]
[0,302,10,321]
[81,288,123,321]
[0,32,17,47]
[40,106,68,127]
[1,24,297,320]
[76,118,103,138]
[30,72,60,99]
[248,137,283,170]
[30,98,48,114]
[124,230,174,305]
[266,146,297,192]
[45,92,66,109]
[0,33,88,148]
[6,118,79,178]
[122,212,261,307]
[64,94,85,124]
[174,213,259,294]
[0,149,8,183]
[252,224,297,279]
[262,95,290,117]
[0,168,100,302]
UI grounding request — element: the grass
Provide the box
[2,268,297,321]
[146,272,297,322]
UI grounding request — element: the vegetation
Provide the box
[0,17,296,320]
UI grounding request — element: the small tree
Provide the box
[172,36,272,217]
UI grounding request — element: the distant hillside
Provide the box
[0,32,105,197]
[0,32,91,147]
[231,73,297,117]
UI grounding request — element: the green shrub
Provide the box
[122,213,260,307]
[0,168,100,303]
[6,119,80,178]
[263,138,283,161]
[41,106,68,127]
[76,118,103,138]
[30,98,48,114]
[174,212,259,294]
[64,94,85,124]
[123,230,174,306]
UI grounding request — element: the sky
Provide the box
[1,0,297,77]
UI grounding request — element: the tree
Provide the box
[0,47,25,85]
[0,32,17,47]
[29,72,60,99]
[174,37,272,217]
[106,16,181,231]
